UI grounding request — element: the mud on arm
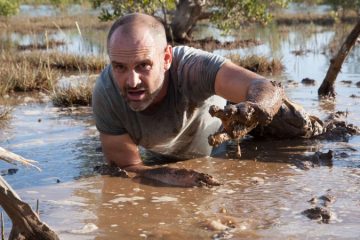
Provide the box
[100,133,220,187]
[209,61,285,147]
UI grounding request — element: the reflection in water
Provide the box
[1,23,360,238]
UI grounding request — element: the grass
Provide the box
[51,75,96,107]
[226,54,284,74]
[24,51,107,72]
[0,51,58,95]
[0,50,107,96]
[0,14,111,34]
[273,11,359,26]
[0,106,12,126]
[16,39,66,51]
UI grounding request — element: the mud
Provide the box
[302,207,333,223]
[301,78,316,85]
[302,191,336,223]
[93,164,129,178]
[295,150,333,170]
[209,102,359,158]
[208,81,284,151]
[139,167,221,188]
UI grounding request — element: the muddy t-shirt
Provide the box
[92,46,227,159]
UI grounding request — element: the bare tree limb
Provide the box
[0,147,41,172]
[0,176,59,240]
[318,19,360,97]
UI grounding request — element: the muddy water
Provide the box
[1,24,360,239]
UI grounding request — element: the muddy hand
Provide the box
[208,102,262,147]
[208,81,285,147]
[139,167,221,187]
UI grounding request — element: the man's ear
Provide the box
[163,45,172,70]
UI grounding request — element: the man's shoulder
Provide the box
[94,65,114,92]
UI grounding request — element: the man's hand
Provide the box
[209,80,285,148]
[138,167,221,187]
[208,102,261,147]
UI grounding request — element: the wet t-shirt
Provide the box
[92,46,227,159]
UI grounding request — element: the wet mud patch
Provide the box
[302,190,337,224]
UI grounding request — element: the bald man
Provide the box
[92,13,284,187]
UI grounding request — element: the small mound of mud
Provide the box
[0,168,18,176]
[318,111,360,141]
[303,190,336,223]
[301,78,316,85]
[93,164,129,177]
[295,150,334,170]
[302,207,333,223]
[340,80,352,85]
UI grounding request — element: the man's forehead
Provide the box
[110,24,155,46]
[109,46,156,64]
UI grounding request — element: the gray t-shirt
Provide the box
[92,46,227,159]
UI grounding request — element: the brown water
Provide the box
[1,23,360,239]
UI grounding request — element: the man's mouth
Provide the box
[126,89,146,101]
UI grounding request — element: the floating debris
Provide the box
[301,78,316,85]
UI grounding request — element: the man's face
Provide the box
[108,27,171,111]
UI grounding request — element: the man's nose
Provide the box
[127,70,141,88]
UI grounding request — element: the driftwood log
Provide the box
[0,147,59,240]
[318,19,360,97]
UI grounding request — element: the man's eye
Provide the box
[138,63,152,71]
[113,64,126,72]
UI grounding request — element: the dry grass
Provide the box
[0,51,58,95]
[227,54,284,74]
[24,51,107,72]
[274,11,359,26]
[0,51,106,96]
[51,75,97,107]
[16,39,66,51]
[0,14,111,34]
[0,106,12,126]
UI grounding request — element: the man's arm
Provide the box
[215,60,282,108]
[100,133,220,187]
[100,133,144,172]
[208,60,285,149]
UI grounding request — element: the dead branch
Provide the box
[0,176,59,240]
[318,19,360,97]
[0,148,59,239]
[0,147,41,172]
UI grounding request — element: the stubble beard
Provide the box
[123,77,165,112]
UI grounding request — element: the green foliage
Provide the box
[0,0,19,16]
[209,0,290,30]
[92,0,290,40]
[92,0,176,21]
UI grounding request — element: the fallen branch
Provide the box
[0,148,59,239]
[0,176,59,240]
[0,147,41,172]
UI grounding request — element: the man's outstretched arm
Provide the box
[208,60,285,149]
[100,133,220,187]
[215,60,284,123]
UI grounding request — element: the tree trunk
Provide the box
[171,0,206,42]
[318,19,360,97]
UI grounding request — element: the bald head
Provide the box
[107,13,167,53]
